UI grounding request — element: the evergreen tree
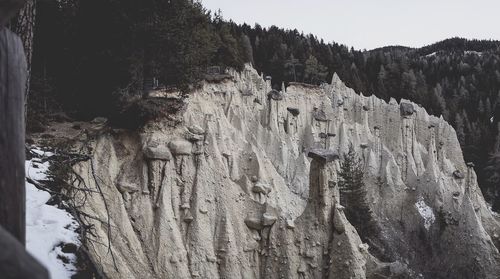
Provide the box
[432,84,449,119]
[486,98,492,120]
[304,54,327,84]
[377,65,387,99]
[455,112,466,145]
[339,144,377,242]
[284,54,301,82]
[484,153,500,211]
[479,99,486,118]
[239,34,254,65]
[213,22,244,71]
[402,70,417,100]
[414,70,428,106]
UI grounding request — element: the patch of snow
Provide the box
[415,198,435,230]
[425,52,437,57]
[26,148,80,279]
[30,148,54,157]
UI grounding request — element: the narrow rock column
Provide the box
[465,162,475,196]
[168,139,194,226]
[286,107,300,137]
[373,126,381,156]
[400,102,416,182]
[267,90,283,132]
[308,149,339,224]
[425,124,439,182]
[143,146,172,208]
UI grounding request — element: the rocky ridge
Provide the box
[67,65,500,278]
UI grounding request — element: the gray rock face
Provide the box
[453,170,465,179]
[308,149,339,163]
[267,89,283,101]
[67,65,500,279]
[313,108,328,122]
[400,102,415,116]
[187,125,204,135]
[333,207,346,234]
[168,139,192,156]
[262,213,277,226]
[143,146,172,160]
[287,107,300,116]
[244,215,263,230]
[117,182,139,193]
[252,182,272,194]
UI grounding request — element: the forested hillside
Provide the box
[28,0,500,209]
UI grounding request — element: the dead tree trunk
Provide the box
[11,0,35,110]
[0,19,28,244]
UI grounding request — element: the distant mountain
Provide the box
[368,45,413,53]
[415,37,500,56]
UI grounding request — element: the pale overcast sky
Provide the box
[201,0,500,50]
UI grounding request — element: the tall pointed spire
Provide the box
[331,72,341,85]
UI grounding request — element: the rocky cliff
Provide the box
[66,65,500,278]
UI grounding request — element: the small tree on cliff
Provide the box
[339,144,377,241]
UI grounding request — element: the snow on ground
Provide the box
[26,148,80,279]
[415,198,435,230]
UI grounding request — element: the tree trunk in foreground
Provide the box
[0,25,27,244]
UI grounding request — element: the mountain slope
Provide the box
[39,66,500,278]
[29,1,500,210]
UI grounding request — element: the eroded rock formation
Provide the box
[69,66,500,278]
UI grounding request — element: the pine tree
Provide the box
[338,144,377,241]
[402,70,417,100]
[432,84,449,120]
[415,70,428,106]
[213,22,244,71]
[484,152,500,211]
[377,65,387,98]
[239,34,254,65]
[485,98,492,120]
[455,112,466,145]
[284,54,301,82]
[304,54,327,84]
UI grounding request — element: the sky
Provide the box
[201,0,500,50]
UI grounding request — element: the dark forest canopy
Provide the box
[28,0,500,209]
